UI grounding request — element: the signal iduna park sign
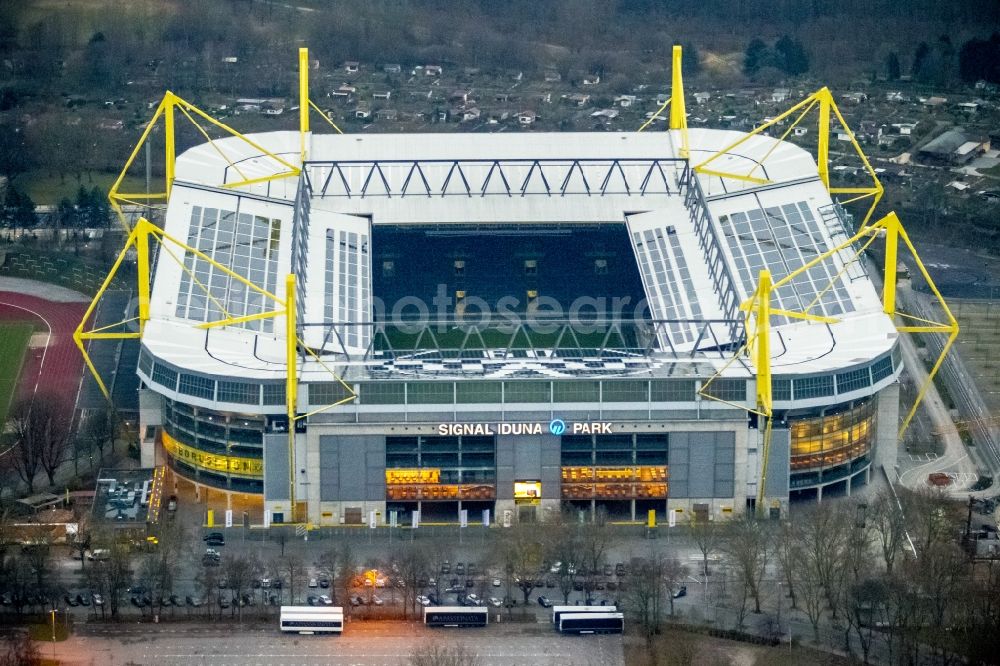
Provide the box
[437,419,612,436]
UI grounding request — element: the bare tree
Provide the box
[79,405,119,468]
[87,534,133,620]
[724,515,769,614]
[543,512,580,604]
[223,553,254,621]
[9,395,73,490]
[500,523,544,606]
[688,514,723,579]
[336,543,357,617]
[624,555,666,642]
[0,631,40,666]
[773,519,799,609]
[661,555,689,617]
[577,511,611,603]
[396,541,431,619]
[868,490,908,575]
[278,553,306,607]
[408,641,482,666]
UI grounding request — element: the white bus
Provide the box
[557,612,624,634]
[423,605,489,627]
[279,606,344,634]
[551,605,617,625]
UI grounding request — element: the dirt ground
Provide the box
[624,627,852,666]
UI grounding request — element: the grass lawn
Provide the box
[16,170,149,206]
[0,322,34,425]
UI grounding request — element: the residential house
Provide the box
[375,109,398,121]
[892,122,917,136]
[221,56,238,64]
[886,91,906,102]
[344,61,359,74]
[383,64,402,74]
[591,109,619,120]
[461,108,481,123]
[373,91,392,101]
[693,92,711,104]
[921,96,947,107]
[771,88,790,103]
[355,104,370,120]
[655,93,670,106]
[564,93,591,107]
[582,74,601,86]
[615,95,637,108]
[449,90,471,105]
[842,92,868,104]
[424,65,443,76]
[793,127,808,137]
[262,102,285,116]
[517,110,537,126]
[957,101,979,114]
[544,70,562,83]
[919,127,989,165]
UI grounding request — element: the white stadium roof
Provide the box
[143,127,897,385]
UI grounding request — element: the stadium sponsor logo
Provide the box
[437,420,611,436]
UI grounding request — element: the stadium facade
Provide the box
[128,120,903,527]
[92,49,920,527]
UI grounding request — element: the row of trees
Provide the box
[3,397,120,497]
[744,36,810,78]
[672,488,1000,665]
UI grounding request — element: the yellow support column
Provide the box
[817,88,831,190]
[882,213,899,315]
[136,220,151,334]
[669,45,689,159]
[285,273,298,522]
[299,47,309,163]
[754,270,773,415]
[164,93,176,197]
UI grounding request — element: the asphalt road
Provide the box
[47,621,624,666]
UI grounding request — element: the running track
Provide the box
[0,292,88,408]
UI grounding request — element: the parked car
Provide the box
[308,578,318,588]
[166,495,178,512]
[371,595,384,606]
[203,532,223,542]
[550,561,562,574]
[492,578,501,587]
[603,564,613,576]
[272,579,283,590]
[455,563,465,575]
[615,562,625,576]
[307,595,319,606]
[261,578,271,589]
[92,593,104,606]
[218,597,230,609]
[319,578,330,589]
[64,594,79,607]
[465,579,475,588]
[89,549,110,562]
[76,593,91,606]
[537,596,552,608]
[427,593,440,605]
[417,595,431,606]
[489,597,502,608]
[467,563,477,576]
[440,562,451,575]
[319,594,333,606]
[673,586,687,599]
[186,596,203,607]
[350,595,364,606]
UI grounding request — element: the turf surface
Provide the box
[0,322,34,425]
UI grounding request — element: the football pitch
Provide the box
[0,322,33,425]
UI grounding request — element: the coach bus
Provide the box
[279,606,344,634]
[551,605,617,626]
[557,612,625,635]
[423,605,489,627]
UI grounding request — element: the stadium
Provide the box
[78,47,942,528]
